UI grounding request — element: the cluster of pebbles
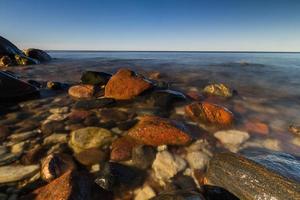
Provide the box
[0,68,299,200]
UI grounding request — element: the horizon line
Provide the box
[45,50,300,53]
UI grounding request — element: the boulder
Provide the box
[24,48,51,62]
[128,115,191,146]
[81,71,112,85]
[0,36,23,56]
[185,101,234,126]
[105,68,153,100]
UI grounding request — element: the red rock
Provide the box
[21,170,91,200]
[41,154,76,182]
[68,84,95,99]
[128,115,191,146]
[110,136,140,161]
[244,120,269,135]
[185,102,234,126]
[105,69,153,100]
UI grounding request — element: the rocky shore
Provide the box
[0,37,300,200]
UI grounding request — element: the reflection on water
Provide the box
[7,52,300,155]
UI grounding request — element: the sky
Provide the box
[0,0,300,51]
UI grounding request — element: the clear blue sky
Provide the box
[0,0,300,51]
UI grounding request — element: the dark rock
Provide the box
[0,71,39,101]
[47,81,68,90]
[95,162,145,191]
[81,71,112,85]
[83,115,100,126]
[27,80,42,88]
[171,174,198,191]
[202,185,239,200]
[206,151,300,200]
[148,89,186,108]
[21,145,47,165]
[24,48,51,62]
[151,190,205,200]
[73,98,115,110]
[41,121,66,135]
[132,145,156,169]
[15,54,39,65]
[0,36,24,56]
[0,125,10,142]
[74,148,107,166]
[117,119,138,131]
[100,108,135,123]
[0,56,12,67]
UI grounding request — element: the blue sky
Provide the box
[0,0,300,51]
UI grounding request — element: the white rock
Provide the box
[214,130,249,152]
[134,185,156,200]
[186,139,212,156]
[0,165,39,183]
[157,145,167,152]
[152,150,186,183]
[186,151,210,170]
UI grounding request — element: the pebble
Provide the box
[0,165,39,183]
[134,185,156,200]
[49,106,69,114]
[186,151,210,170]
[8,130,40,143]
[214,130,250,152]
[43,133,68,145]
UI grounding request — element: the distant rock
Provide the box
[24,48,51,62]
[128,115,191,146]
[105,68,153,100]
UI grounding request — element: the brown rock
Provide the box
[0,125,10,142]
[186,91,203,101]
[110,136,140,161]
[21,170,91,200]
[105,69,153,100]
[74,148,107,166]
[244,120,269,135]
[68,110,92,122]
[21,145,47,165]
[185,102,234,126]
[128,115,191,146]
[68,84,95,99]
[41,154,76,182]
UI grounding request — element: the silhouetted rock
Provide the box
[24,48,51,62]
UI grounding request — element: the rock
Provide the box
[14,54,38,65]
[73,98,115,110]
[152,150,186,183]
[22,170,92,200]
[43,133,68,145]
[74,148,107,166]
[110,136,139,161]
[202,185,239,200]
[132,145,156,169]
[0,165,39,183]
[41,154,76,182]
[151,190,205,200]
[242,138,282,152]
[21,145,47,165]
[0,152,18,166]
[214,130,249,152]
[24,48,51,62]
[0,36,24,56]
[46,81,68,90]
[95,162,145,191]
[41,121,66,135]
[289,124,300,136]
[206,151,300,200]
[68,84,95,99]
[117,119,138,131]
[244,120,269,135]
[67,110,92,123]
[0,56,12,67]
[8,130,40,143]
[0,125,10,142]
[128,115,191,146]
[81,71,112,85]
[147,89,186,109]
[11,141,28,154]
[0,71,39,101]
[134,185,156,200]
[149,71,162,80]
[203,83,233,98]
[186,151,210,170]
[69,127,113,153]
[185,102,234,126]
[49,106,69,114]
[100,108,135,122]
[105,68,153,100]
[171,174,198,190]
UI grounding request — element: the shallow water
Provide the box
[5,51,300,155]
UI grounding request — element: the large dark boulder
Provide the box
[0,71,39,101]
[0,36,24,56]
[24,48,51,62]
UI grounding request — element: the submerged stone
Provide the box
[81,71,112,85]
[203,83,233,98]
[0,165,39,183]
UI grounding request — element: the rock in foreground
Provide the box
[105,68,153,100]
[206,152,300,200]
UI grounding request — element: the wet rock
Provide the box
[95,162,145,191]
[11,141,28,154]
[41,121,66,135]
[185,102,234,126]
[171,174,198,191]
[134,185,156,200]
[203,83,233,98]
[214,130,249,152]
[105,68,153,100]
[0,71,39,101]
[110,136,140,161]
[14,54,38,65]
[128,115,191,146]
[69,127,113,153]
[0,36,24,56]
[81,71,112,85]
[148,89,186,109]
[83,115,100,126]
[68,84,95,99]
[289,124,300,136]
[151,190,205,200]
[67,110,92,123]
[46,81,68,90]
[242,138,282,151]
[100,108,135,122]
[0,125,10,142]
[22,170,92,200]
[41,153,76,182]
[74,148,107,166]
[132,145,156,169]
[206,151,300,200]
[8,130,40,143]
[0,56,12,67]
[21,145,47,165]
[202,185,239,200]
[117,119,138,131]
[24,48,51,62]
[186,151,210,170]
[0,165,39,183]
[43,133,68,145]
[0,151,18,166]
[49,106,69,114]
[244,120,269,135]
[73,98,115,110]
[152,150,186,183]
